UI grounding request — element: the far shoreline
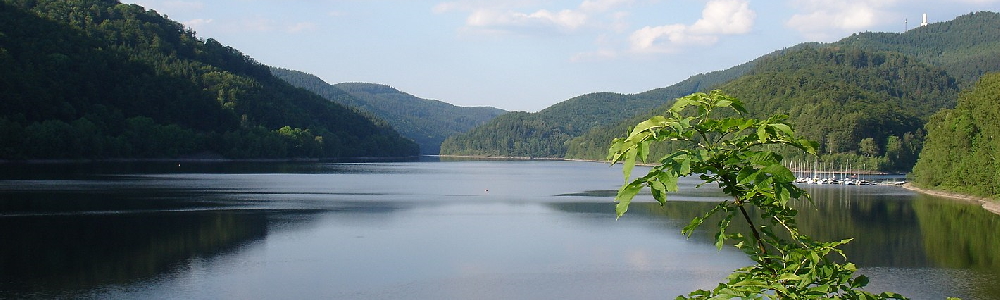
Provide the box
[902,183,1000,216]
[11,155,996,217]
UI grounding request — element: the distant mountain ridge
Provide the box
[440,44,793,158]
[270,68,506,154]
[834,11,1000,86]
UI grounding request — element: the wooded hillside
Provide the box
[912,73,1000,198]
[440,60,756,157]
[834,11,1000,87]
[271,67,506,155]
[569,12,996,173]
[0,0,417,159]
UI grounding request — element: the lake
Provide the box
[1,159,998,299]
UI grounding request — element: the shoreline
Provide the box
[902,183,1000,216]
[432,154,570,161]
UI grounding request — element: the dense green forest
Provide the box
[0,0,417,159]
[911,73,1000,199]
[572,46,958,171]
[270,68,506,155]
[834,11,1000,87]
[720,46,955,171]
[481,11,998,173]
[439,59,758,157]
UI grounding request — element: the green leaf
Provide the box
[769,123,794,137]
[730,100,747,114]
[614,182,643,218]
[621,147,637,182]
[851,275,870,288]
[648,178,668,205]
[629,116,668,139]
[777,273,802,281]
[683,216,705,237]
[762,163,795,183]
[716,99,733,108]
[670,94,701,113]
[637,138,651,163]
[657,171,680,193]
[714,231,726,249]
[756,125,770,143]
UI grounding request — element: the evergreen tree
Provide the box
[912,73,1000,198]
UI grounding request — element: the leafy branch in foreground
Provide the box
[609,90,908,299]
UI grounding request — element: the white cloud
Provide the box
[439,0,633,35]
[580,0,633,13]
[690,0,755,35]
[183,18,213,31]
[128,0,203,11]
[628,0,755,53]
[629,24,716,53]
[785,0,899,41]
[466,8,588,31]
[611,11,630,32]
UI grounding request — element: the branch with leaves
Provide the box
[609,90,911,299]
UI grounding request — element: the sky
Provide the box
[122,0,999,112]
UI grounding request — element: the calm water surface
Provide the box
[0,160,998,299]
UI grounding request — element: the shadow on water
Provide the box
[0,162,419,298]
[0,211,271,298]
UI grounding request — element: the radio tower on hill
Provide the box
[921,13,929,26]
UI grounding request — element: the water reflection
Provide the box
[552,181,1000,300]
[1,161,998,299]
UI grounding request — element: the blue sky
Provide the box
[123,0,999,112]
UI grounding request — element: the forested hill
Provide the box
[445,12,998,161]
[554,11,996,169]
[833,11,1000,87]
[567,46,959,170]
[439,58,758,157]
[721,47,956,170]
[0,0,417,159]
[912,73,1000,199]
[270,68,506,155]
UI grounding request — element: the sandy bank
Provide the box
[902,183,1000,216]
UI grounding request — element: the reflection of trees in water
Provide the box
[796,185,927,268]
[910,194,1000,270]
[551,190,1000,298]
[552,185,1000,271]
[0,212,270,298]
[910,193,1000,299]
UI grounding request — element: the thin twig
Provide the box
[739,204,769,257]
